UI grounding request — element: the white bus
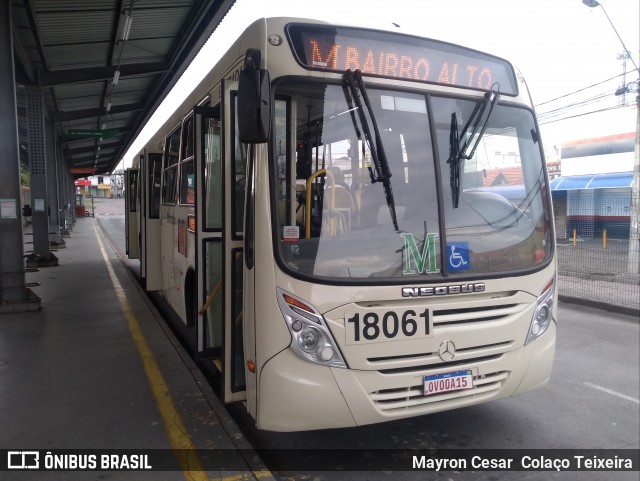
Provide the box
[125,17,556,432]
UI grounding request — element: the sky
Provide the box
[119,0,639,168]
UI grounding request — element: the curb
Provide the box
[558,294,640,319]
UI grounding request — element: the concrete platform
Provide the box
[0,212,273,480]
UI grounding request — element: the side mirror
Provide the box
[238,49,271,143]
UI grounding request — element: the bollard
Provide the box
[603,228,607,250]
[573,227,577,247]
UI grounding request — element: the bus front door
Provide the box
[195,94,247,403]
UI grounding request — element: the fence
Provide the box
[554,189,639,312]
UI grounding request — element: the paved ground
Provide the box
[7,207,271,481]
[90,196,126,216]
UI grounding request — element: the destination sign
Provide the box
[286,24,518,95]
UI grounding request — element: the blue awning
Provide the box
[549,172,633,191]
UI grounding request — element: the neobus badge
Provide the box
[402,283,485,297]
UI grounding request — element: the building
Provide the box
[549,132,635,239]
[74,174,122,198]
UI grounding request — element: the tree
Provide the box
[20,162,30,187]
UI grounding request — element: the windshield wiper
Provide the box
[447,88,500,208]
[342,69,399,231]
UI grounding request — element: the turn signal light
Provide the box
[247,359,256,373]
[283,294,313,313]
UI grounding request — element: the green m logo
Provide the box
[401,233,439,275]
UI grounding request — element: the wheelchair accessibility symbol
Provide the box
[447,242,471,271]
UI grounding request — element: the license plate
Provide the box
[424,370,473,396]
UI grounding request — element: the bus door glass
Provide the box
[161,126,181,297]
[225,80,247,402]
[195,104,223,362]
[229,88,247,402]
[144,153,163,290]
[124,168,139,259]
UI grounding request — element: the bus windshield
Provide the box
[273,79,551,281]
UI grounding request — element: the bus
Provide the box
[125,17,556,432]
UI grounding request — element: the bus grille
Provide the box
[369,370,509,413]
[432,303,523,327]
[368,341,511,368]
[331,292,533,371]
[376,353,503,374]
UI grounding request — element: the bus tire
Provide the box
[184,269,196,328]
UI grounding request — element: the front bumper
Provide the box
[257,322,555,431]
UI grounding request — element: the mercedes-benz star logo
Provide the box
[438,340,456,361]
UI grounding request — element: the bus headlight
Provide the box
[299,327,321,352]
[526,277,555,345]
[277,288,347,368]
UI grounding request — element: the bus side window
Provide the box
[232,93,247,237]
[179,115,195,205]
[296,133,313,180]
[274,98,291,227]
[128,170,138,212]
[149,153,162,218]
[162,125,181,204]
[203,107,222,230]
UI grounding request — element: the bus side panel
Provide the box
[143,216,162,290]
[160,203,178,304]
[242,147,259,421]
[252,145,295,426]
[170,205,194,323]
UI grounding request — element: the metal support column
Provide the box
[26,86,58,267]
[46,118,62,246]
[60,145,71,237]
[68,158,77,226]
[0,1,38,311]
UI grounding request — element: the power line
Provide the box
[537,91,619,123]
[534,71,636,126]
[537,90,613,117]
[534,73,625,107]
[537,103,633,125]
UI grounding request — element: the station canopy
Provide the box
[12,0,236,177]
[549,172,634,191]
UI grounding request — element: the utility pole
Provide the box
[629,88,640,274]
[617,52,629,106]
[582,0,639,274]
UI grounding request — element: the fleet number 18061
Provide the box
[346,309,430,344]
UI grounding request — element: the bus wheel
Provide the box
[185,270,196,328]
